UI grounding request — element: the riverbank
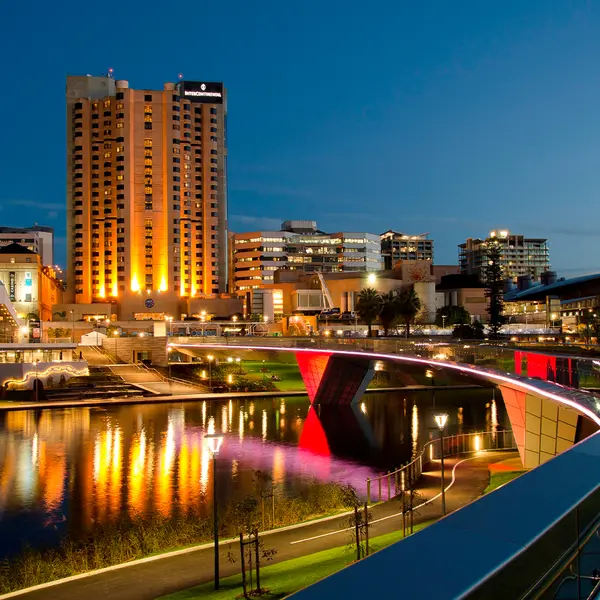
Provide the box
[0,384,483,412]
[0,452,513,600]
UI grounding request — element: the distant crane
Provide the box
[316,272,335,311]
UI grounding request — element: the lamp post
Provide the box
[204,433,224,590]
[113,330,119,363]
[207,354,214,391]
[70,309,75,343]
[167,346,173,390]
[434,413,448,515]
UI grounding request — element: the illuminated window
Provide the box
[103,100,111,108]
[104,152,111,158]
[144,149,152,157]
[116,175,124,181]
[116,122,123,128]
[144,138,152,147]
[145,186,153,194]
[116,145,124,152]
[145,114,153,122]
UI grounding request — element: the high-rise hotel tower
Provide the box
[66,74,227,318]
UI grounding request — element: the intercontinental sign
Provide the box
[180,81,224,104]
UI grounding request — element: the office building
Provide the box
[0,243,64,321]
[459,230,550,282]
[66,74,227,318]
[232,220,383,293]
[0,226,55,266]
[380,230,434,269]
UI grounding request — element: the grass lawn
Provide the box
[484,471,524,494]
[242,361,306,392]
[159,522,433,600]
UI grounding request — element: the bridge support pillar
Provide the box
[499,386,581,468]
[295,351,375,406]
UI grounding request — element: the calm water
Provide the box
[0,389,507,558]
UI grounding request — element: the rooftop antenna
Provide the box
[107,67,114,79]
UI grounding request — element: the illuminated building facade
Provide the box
[66,74,228,318]
[380,230,434,269]
[233,220,382,293]
[459,230,550,282]
[0,243,63,321]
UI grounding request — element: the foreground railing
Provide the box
[366,429,517,504]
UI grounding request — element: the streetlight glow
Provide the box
[434,413,448,430]
[204,433,224,455]
[367,273,377,285]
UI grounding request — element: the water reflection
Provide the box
[0,388,504,558]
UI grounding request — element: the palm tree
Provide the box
[356,287,381,337]
[379,291,401,336]
[396,288,422,338]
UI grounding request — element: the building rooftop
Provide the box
[0,242,37,255]
[505,272,600,301]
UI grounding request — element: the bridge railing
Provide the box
[173,336,600,390]
[365,429,517,504]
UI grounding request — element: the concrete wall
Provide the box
[102,336,168,366]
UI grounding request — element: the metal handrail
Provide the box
[365,429,517,504]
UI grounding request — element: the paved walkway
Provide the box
[2,451,514,600]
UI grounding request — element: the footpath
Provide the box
[0,451,512,600]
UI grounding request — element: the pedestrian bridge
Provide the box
[170,338,600,470]
[172,337,600,597]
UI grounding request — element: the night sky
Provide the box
[2,1,600,275]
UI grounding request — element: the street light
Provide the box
[167,346,173,389]
[367,273,377,286]
[434,413,448,515]
[204,433,224,590]
[113,330,119,362]
[69,309,75,343]
[207,354,214,391]
[232,315,238,323]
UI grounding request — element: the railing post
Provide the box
[378,476,382,502]
[366,478,371,505]
[387,472,391,500]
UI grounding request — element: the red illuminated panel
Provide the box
[526,353,557,382]
[295,351,332,403]
[298,407,330,456]
[514,351,523,375]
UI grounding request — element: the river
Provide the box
[0,388,506,558]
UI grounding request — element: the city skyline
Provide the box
[2,2,600,276]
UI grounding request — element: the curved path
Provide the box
[0,452,512,600]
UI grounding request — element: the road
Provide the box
[1,451,513,600]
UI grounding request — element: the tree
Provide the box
[435,305,470,327]
[396,289,422,338]
[378,291,401,336]
[356,288,381,337]
[484,238,506,338]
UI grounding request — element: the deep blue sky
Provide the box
[1,1,600,276]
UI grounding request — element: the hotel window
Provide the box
[144,94,152,101]
[116,102,124,110]
[144,149,152,157]
[104,100,111,108]
[144,138,152,147]
[144,114,152,122]
[145,122,152,130]
[116,122,123,128]
[117,145,124,152]
[145,158,152,166]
